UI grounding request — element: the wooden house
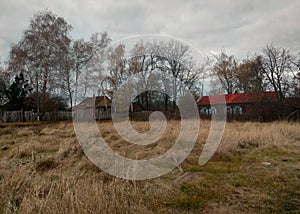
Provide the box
[73,96,111,111]
[198,91,278,121]
[73,96,112,120]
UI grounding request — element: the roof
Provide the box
[73,96,112,109]
[198,91,277,106]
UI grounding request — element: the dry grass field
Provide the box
[0,120,299,213]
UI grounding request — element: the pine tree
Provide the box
[5,73,31,111]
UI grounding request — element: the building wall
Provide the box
[199,102,278,121]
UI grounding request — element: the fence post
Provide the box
[3,111,6,123]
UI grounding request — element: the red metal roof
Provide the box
[198,91,277,106]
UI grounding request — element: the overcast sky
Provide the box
[0,0,300,60]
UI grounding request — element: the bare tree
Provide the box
[156,40,201,108]
[87,32,111,96]
[59,54,73,108]
[236,56,265,92]
[128,41,163,110]
[261,44,294,104]
[290,53,300,97]
[0,61,8,105]
[8,10,72,117]
[104,44,127,97]
[102,40,203,111]
[210,50,239,94]
[69,38,93,106]
[291,72,300,97]
[71,32,112,104]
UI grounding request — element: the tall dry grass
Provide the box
[217,121,300,152]
[0,120,299,213]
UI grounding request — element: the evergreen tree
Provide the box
[5,73,31,110]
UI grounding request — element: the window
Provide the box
[211,107,217,115]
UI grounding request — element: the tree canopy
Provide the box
[0,9,299,116]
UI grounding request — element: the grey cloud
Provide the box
[0,0,299,59]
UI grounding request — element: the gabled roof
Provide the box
[198,91,277,106]
[73,96,112,109]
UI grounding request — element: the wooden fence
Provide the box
[0,111,72,123]
[73,109,111,121]
[0,110,112,123]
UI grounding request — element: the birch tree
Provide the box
[8,10,72,115]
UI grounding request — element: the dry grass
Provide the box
[0,120,299,213]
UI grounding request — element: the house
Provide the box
[73,95,112,120]
[73,96,111,111]
[198,91,278,121]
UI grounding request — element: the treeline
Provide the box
[0,9,299,115]
[0,10,110,115]
[209,48,300,106]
